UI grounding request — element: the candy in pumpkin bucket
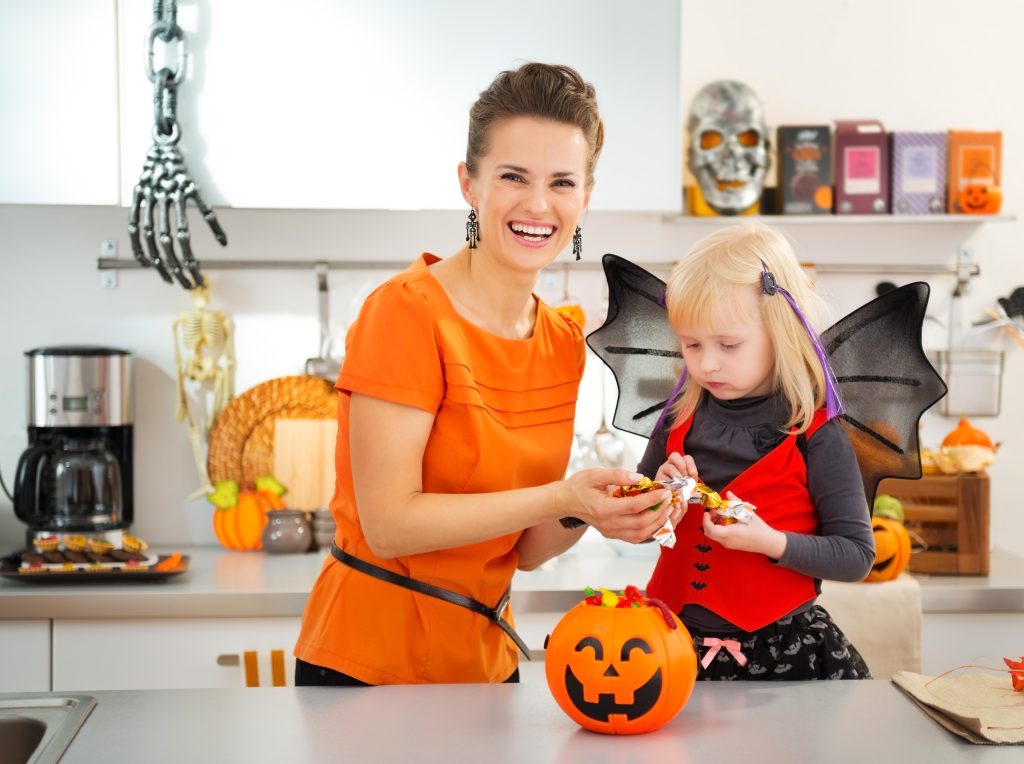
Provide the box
[544,586,698,735]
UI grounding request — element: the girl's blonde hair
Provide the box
[665,222,830,434]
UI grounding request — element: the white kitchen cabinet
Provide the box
[52,617,302,691]
[118,0,681,211]
[0,0,120,205]
[0,620,51,692]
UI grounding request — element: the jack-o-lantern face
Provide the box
[564,635,662,722]
[958,183,1002,214]
[545,600,698,735]
[864,516,911,582]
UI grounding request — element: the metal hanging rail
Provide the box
[96,257,979,277]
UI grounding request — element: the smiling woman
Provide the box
[293,63,680,687]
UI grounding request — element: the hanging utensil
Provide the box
[553,263,586,329]
[592,362,627,468]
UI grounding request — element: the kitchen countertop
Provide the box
[52,663,1019,762]
[1,541,1023,620]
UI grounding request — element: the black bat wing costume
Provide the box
[585,254,948,504]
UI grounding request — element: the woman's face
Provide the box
[460,116,591,273]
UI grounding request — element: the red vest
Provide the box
[645,410,827,632]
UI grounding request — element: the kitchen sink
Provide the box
[0,694,96,764]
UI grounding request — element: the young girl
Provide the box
[639,222,875,680]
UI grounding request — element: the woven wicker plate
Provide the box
[207,375,338,483]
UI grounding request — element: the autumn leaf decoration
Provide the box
[1005,656,1024,692]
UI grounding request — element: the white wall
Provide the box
[1,0,1021,551]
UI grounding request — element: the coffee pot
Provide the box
[16,436,124,531]
[12,346,134,544]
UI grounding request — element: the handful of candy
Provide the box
[614,476,757,546]
[613,476,696,548]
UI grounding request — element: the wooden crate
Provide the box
[876,472,990,575]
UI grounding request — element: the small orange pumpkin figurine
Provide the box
[544,586,698,735]
[942,417,994,449]
[212,477,286,551]
[939,416,997,472]
[864,517,911,582]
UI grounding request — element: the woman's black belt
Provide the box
[330,544,531,660]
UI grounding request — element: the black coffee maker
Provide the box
[14,346,134,545]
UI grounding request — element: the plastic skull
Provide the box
[687,80,770,214]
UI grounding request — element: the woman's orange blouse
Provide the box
[294,254,585,684]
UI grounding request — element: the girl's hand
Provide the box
[563,468,675,544]
[654,452,698,484]
[700,492,788,559]
[654,452,698,527]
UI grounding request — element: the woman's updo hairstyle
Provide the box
[466,62,604,188]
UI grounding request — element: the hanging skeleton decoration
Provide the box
[128,0,226,290]
[172,282,235,495]
[687,80,770,215]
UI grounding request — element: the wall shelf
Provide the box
[661,214,1016,225]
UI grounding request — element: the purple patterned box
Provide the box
[891,132,947,214]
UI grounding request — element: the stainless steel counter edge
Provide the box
[2,546,1023,619]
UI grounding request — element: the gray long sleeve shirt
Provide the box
[637,393,875,633]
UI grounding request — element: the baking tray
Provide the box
[0,553,190,583]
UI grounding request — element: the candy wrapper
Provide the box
[683,480,757,525]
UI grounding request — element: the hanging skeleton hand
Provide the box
[129,140,227,289]
[128,1,226,290]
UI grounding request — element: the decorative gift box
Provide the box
[834,120,889,214]
[776,125,833,214]
[947,130,1002,213]
[891,132,947,214]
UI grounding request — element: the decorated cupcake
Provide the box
[64,534,89,552]
[121,534,149,553]
[33,535,61,553]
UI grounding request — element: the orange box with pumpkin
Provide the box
[947,130,1002,214]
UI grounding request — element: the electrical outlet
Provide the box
[99,270,118,289]
[100,240,117,256]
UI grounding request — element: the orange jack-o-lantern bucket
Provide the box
[544,588,698,735]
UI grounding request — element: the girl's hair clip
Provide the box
[760,261,779,296]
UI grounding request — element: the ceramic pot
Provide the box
[261,509,312,554]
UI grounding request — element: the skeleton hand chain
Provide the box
[128,0,226,290]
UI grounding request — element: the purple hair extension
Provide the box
[777,287,845,420]
[651,367,688,437]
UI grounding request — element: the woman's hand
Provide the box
[562,468,676,544]
[654,452,698,527]
[700,492,788,559]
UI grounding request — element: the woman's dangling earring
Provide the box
[466,208,481,249]
[572,225,582,261]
